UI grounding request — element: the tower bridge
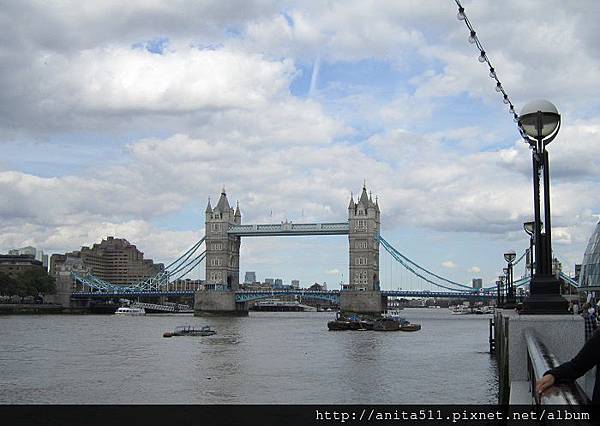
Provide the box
[197,185,383,315]
[69,184,547,314]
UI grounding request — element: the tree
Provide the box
[15,269,56,297]
[0,271,18,296]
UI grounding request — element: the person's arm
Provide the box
[536,331,600,395]
[547,330,600,383]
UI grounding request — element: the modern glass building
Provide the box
[579,221,600,289]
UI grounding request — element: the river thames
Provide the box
[0,309,497,404]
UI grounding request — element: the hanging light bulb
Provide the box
[457,7,466,20]
[503,94,509,104]
[495,82,502,92]
[468,30,477,44]
[478,51,486,63]
[489,67,496,79]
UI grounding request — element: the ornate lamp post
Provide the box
[519,100,568,314]
[523,221,535,278]
[504,251,516,307]
[498,275,505,307]
[495,280,502,307]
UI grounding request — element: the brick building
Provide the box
[50,237,163,286]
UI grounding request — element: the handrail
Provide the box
[524,328,589,405]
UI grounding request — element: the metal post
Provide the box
[520,118,568,314]
[532,152,543,276]
[542,150,553,276]
[506,261,514,306]
[496,280,501,307]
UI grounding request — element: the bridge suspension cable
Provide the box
[169,251,207,281]
[378,236,474,291]
[167,249,206,278]
[164,237,205,270]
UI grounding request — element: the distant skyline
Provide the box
[1,1,600,287]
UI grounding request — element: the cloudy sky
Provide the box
[1,0,599,289]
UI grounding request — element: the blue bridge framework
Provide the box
[68,215,580,304]
[70,287,496,303]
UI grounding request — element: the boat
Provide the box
[373,317,401,331]
[451,305,471,315]
[114,306,145,316]
[400,323,422,332]
[385,308,404,320]
[327,313,372,331]
[163,325,216,337]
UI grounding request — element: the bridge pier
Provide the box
[194,291,248,316]
[340,290,386,315]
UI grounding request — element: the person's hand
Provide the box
[535,374,556,396]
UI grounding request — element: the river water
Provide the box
[0,309,497,404]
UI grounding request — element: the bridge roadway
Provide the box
[71,289,494,301]
[227,222,349,236]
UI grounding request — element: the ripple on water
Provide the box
[0,310,497,404]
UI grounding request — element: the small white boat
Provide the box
[451,305,470,315]
[114,306,146,316]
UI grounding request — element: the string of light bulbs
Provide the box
[454,0,528,141]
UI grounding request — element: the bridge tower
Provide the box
[348,185,380,291]
[204,189,241,290]
[341,184,384,315]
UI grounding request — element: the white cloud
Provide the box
[468,266,481,274]
[1,0,600,284]
[326,268,340,275]
[442,260,457,269]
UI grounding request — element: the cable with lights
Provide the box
[454,0,528,141]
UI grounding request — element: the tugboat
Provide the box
[163,325,216,337]
[327,313,361,331]
[327,313,374,330]
[373,317,401,331]
[400,323,421,332]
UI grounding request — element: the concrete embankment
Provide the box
[0,303,66,315]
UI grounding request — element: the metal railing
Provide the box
[525,328,589,405]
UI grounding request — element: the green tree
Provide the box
[15,269,56,297]
[0,271,18,296]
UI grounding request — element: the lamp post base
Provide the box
[520,276,569,314]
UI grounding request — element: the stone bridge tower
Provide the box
[205,189,241,290]
[348,185,380,291]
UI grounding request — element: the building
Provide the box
[575,264,582,282]
[0,254,46,279]
[348,185,380,291]
[204,189,241,290]
[9,246,48,270]
[274,278,283,288]
[291,280,300,289]
[244,271,256,284]
[264,278,274,286]
[580,221,600,289]
[472,278,483,289]
[50,237,164,286]
[46,255,90,306]
[308,283,325,291]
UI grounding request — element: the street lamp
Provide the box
[498,275,506,307]
[504,250,516,308]
[495,280,502,307]
[523,221,535,277]
[519,99,568,314]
